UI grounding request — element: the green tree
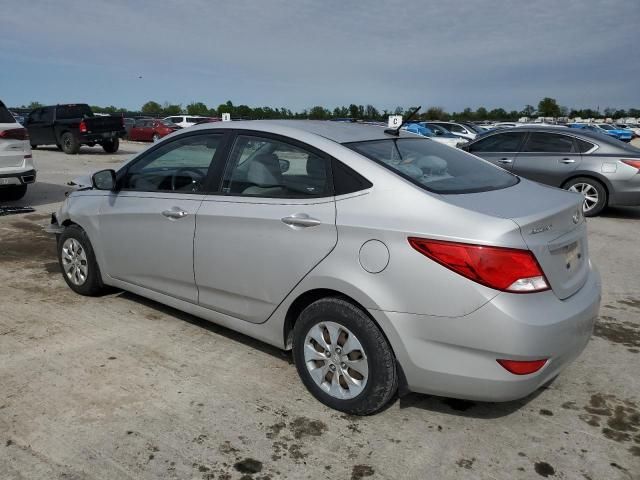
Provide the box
[364,104,380,120]
[521,104,535,117]
[537,97,561,117]
[162,103,182,116]
[217,101,234,116]
[27,101,44,110]
[186,102,209,116]
[488,108,507,120]
[141,101,163,115]
[475,107,488,119]
[424,106,446,120]
[308,106,330,120]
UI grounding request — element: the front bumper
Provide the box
[370,264,601,402]
[79,131,125,143]
[0,169,36,187]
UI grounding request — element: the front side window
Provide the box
[469,132,526,152]
[523,133,575,153]
[121,134,222,193]
[223,135,330,198]
[346,138,518,194]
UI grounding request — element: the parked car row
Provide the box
[461,126,640,216]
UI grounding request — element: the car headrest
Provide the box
[246,153,283,187]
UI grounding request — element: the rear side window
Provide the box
[0,102,15,123]
[469,132,526,152]
[575,138,596,153]
[346,138,518,194]
[523,133,575,153]
[332,158,372,195]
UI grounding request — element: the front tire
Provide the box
[0,185,27,201]
[564,177,607,217]
[102,138,119,153]
[60,132,80,154]
[292,297,397,415]
[57,225,105,296]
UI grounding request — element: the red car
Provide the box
[128,119,180,142]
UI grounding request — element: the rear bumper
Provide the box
[0,169,36,187]
[79,131,125,143]
[370,263,601,402]
[608,178,640,206]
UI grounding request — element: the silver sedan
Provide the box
[49,121,601,414]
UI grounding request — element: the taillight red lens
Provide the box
[0,128,29,140]
[497,359,547,375]
[408,237,549,293]
[621,159,640,170]
[79,120,87,133]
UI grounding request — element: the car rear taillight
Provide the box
[79,120,87,133]
[408,238,549,293]
[621,159,640,170]
[497,359,547,375]
[0,128,29,140]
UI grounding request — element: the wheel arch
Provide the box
[282,287,409,396]
[561,172,611,199]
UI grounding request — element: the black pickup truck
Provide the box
[26,104,125,154]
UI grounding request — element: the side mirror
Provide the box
[92,169,117,190]
[279,159,290,173]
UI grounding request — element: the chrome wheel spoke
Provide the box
[304,343,328,361]
[61,238,89,286]
[307,324,330,352]
[344,357,368,378]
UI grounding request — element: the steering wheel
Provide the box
[171,167,207,192]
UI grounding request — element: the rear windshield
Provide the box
[346,138,518,194]
[0,102,15,123]
[56,104,94,120]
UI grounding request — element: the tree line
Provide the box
[16,98,640,121]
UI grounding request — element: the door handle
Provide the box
[498,158,513,164]
[162,209,188,219]
[281,214,322,228]
[560,158,576,164]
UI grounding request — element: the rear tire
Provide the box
[57,225,105,296]
[0,185,27,201]
[102,138,119,153]
[61,132,80,154]
[564,177,607,217]
[292,297,397,415]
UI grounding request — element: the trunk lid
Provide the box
[443,179,588,299]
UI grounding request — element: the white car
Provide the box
[425,121,482,140]
[0,100,35,201]
[164,115,207,128]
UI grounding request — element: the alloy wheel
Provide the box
[568,182,599,213]
[303,321,368,399]
[61,238,89,286]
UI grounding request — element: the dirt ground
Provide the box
[1,141,639,479]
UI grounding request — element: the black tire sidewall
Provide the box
[57,226,103,296]
[102,138,119,153]
[292,298,397,415]
[565,177,607,217]
[61,132,80,154]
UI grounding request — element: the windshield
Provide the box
[346,138,518,194]
[461,123,484,134]
[56,104,94,120]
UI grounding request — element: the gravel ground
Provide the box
[0,139,639,480]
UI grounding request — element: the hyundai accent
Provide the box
[48,120,601,414]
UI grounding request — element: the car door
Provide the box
[511,132,582,186]
[98,132,227,302]
[26,108,51,145]
[466,131,527,170]
[194,132,338,323]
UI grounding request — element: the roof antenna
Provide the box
[384,106,422,136]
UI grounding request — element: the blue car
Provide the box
[569,123,632,142]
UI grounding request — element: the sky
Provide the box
[1,0,639,113]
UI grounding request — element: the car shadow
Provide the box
[116,290,540,419]
[34,145,142,156]
[600,206,640,220]
[117,291,292,364]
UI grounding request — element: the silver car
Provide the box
[464,126,640,216]
[49,121,601,415]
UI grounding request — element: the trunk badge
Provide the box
[530,224,552,234]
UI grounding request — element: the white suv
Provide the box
[164,115,207,128]
[0,101,35,201]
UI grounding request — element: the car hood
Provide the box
[68,174,92,189]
